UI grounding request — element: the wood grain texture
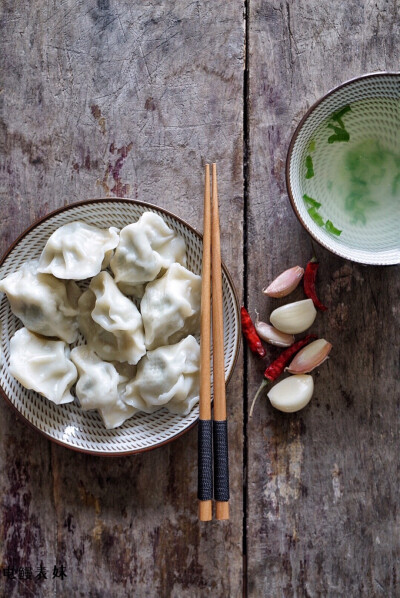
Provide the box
[246,1,400,597]
[0,1,244,596]
[1,0,400,596]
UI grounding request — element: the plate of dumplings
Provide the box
[0,199,240,455]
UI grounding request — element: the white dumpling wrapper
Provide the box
[110,212,186,285]
[124,335,200,416]
[0,260,80,343]
[116,280,147,299]
[9,328,77,405]
[78,271,146,365]
[38,221,120,280]
[70,346,137,429]
[140,263,201,350]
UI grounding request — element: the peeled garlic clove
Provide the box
[254,319,294,347]
[270,298,317,334]
[263,266,304,298]
[267,375,314,413]
[286,338,332,374]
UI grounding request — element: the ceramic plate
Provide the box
[0,199,240,455]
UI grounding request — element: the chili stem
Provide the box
[249,379,269,418]
[310,239,318,260]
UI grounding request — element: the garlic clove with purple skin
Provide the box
[254,314,294,347]
[270,298,317,334]
[267,375,314,413]
[263,266,304,298]
[286,338,332,374]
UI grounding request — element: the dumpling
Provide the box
[124,335,200,416]
[116,281,147,299]
[38,221,120,280]
[9,327,77,405]
[140,263,201,350]
[78,271,146,365]
[0,260,80,343]
[110,212,186,286]
[70,346,137,429]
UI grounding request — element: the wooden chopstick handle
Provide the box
[213,420,229,519]
[198,419,213,521]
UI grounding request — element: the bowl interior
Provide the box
[0,200,240,455]
[287,74,400,265]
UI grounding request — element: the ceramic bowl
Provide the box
[286,73,400,265]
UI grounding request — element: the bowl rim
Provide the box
[0,198,241,456]
[285,71,400,266]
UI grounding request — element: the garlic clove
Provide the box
[254,318,294,347]
[267,374,314,413]
[286,338,332,374]
[270,298,317,334]
[263,266,304,298]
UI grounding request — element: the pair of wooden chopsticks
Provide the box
[198,163,229,522]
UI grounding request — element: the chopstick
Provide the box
[198,164,213,522]
[211,163,229,521]
[198,163,229,522]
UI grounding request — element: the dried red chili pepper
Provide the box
[241,306,266,358]
[249,334,317,416]
[304,257,327,311]
[264,334,317,381]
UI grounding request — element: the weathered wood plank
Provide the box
[0,1,244,596]
[3,0,399,595]
[247,1,400,596]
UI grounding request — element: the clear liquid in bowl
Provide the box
[301,98,400,253]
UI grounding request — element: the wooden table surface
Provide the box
[1,1,399,596]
